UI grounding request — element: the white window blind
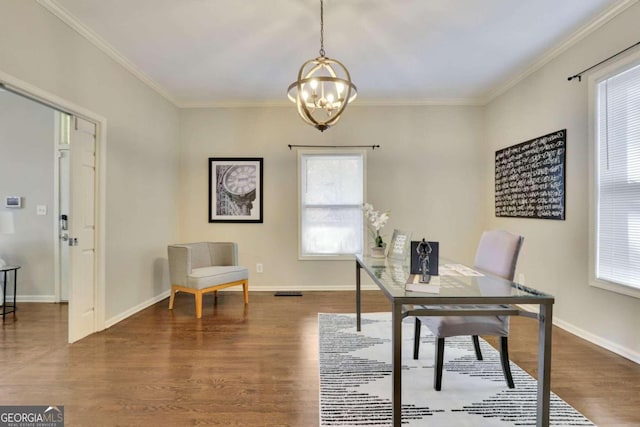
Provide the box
[299,152,364,258]
[596,61,640,290]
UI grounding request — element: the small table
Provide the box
[1,265,20,318]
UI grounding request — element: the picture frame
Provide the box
[208,157,263,223]
[386,229,412,260]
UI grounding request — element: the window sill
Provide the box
[590,279,640,299]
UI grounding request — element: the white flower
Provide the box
[362,203,390,232]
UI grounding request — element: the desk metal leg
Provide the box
[537,303,553,427]
[2,271,6,317]
[392,302,402,427]
[356,261,362,332]
[12,269,17,316]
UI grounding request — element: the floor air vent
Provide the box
[274,291,303,297]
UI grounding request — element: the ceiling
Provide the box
[45,0,629,107]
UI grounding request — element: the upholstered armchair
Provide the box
[413,229,524,390]
[168,242,249,318]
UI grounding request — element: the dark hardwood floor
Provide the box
[1,292,638,426]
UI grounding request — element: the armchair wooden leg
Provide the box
[413,318,422,360]
[169,286,176,310]
[243,281,249,304]
[472,335,483,360]
[499,336,515,388]
[434,337,445,391]
[195,291,203,319]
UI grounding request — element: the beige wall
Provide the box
[1,0,637,361]
[0,0,181,321]
[484,2,640,360]
[0,91,55,298]
[179,105,485,289]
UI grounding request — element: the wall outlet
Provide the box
[256,263,263,273]
[36,205,47,215]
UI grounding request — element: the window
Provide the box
[592,57,640,298]
[298,151,365,259]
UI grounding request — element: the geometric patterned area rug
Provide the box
[319,313,595,427]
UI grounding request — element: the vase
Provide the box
[370,246,386,258]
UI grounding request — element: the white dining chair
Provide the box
[413,229,524,390]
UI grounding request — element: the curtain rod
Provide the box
[567,40,640,82]
[288,144,380,150]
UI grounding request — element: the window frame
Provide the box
[588,49,640,299]
[297,149,367,261]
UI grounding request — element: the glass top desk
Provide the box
[355,254,555,427]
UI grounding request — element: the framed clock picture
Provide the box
[209,157,263,223]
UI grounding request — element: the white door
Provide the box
[68,116,97,343]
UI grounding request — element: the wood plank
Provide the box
[1,292,638,426]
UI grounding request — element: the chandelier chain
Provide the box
[319,0,325,57]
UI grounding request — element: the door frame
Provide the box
[0,69,107,334]
[53,111,70,303]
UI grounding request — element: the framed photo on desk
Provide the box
[387,229,412,260]
[410,240,439,276]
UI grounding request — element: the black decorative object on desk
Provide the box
[410,240,439,278]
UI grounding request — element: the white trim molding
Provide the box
[484,0,639,103]
[553,317,640,364]
[105,290,170,329]
[36,0,640,109]
[36,0,178,107]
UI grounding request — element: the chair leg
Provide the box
[413,318,422,360]
[499,336,515,388]
[243,281,249,304]
[434,337,445,391]
[472,335,483,360]
[168,286,176,310]
[195,291,203,319]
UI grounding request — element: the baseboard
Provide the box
[215,283,380,292]
[11,295,57,303]
[517,304,639,364]
[552,317,640,364]
[104,290,170,329]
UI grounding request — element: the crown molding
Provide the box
[482,0,639,104]
[177,99,292,109]
[35,0,639,110]
[178,97,484,109]
[36,0,179,107]
[353,98,485,107]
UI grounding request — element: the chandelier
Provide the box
[287,0,357,132]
